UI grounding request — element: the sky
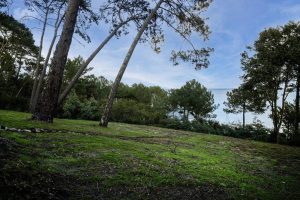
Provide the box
[7,0,300,127]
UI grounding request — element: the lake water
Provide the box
[210,89,273,128]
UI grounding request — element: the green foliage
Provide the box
[100,0,213,69]
[62,93,100,120]
[0,12,38,111]
[110,84,169,125]
[238,21,300,143]
[224,84,265,114]
[159,118,271,141]
[169,79,217,121]
[111,99,148,124]
[63,56,92,83]
[80,97,100,120]
[62,92,82,119]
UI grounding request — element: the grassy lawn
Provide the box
[0,110,300,199]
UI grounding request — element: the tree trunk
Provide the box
[31,10,65,112]
[15,56,22,81]
[242,103,245,128]
[277,77,290,144]
[295,66,300,137]
[271,110,279,143]
[57,20,130,105]
[100,0,164,127]
[273,117,280,143]
[32,0,80,122]
[15,80,28,98]
[271,95,279,143]
[30,8,49,113]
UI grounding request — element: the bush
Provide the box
[157,118,271,142]
[81,98,100,120]
[62,92,82,119]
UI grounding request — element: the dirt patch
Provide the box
[0,169,102,200]
[0,169,229,200]
[105,184,229,200]
[0,137,19,168]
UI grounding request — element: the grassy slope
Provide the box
[0,110,299,200]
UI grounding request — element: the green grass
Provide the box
[1,109,300,199]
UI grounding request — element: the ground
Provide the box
[0,110,299,200]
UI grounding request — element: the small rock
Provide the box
[30,128,37,133]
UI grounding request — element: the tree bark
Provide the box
[30,8,49,113]
[295,66,300,138]
[242,103,245,128]
[100,0,164,127]
[31,9,65,112]
[32,0,80,122]
[15,56,22,81]
[276,76,290,144]
[271,91,279,143]
[57,20,130,105]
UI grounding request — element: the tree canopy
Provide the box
[169,79,217,122]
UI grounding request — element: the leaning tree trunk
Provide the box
[32,0,80,122]
[100,0,164,127]
[31,9,65,112]
[57,19,131,105]
[30,8,49,113]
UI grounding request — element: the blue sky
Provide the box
[10,0,300,89]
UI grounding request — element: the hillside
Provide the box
[0,110,299,199]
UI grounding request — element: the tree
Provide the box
[282,102,296,142]
[240,27,294,143]
[57,19,132,105]
[169,79,216,122]
[57,0,153,105]
[32,0,81,122]
[27,0,100,111]
[100,0,213,127]
[0,12,38,63]
[29,0,151,117]
[0,12,38,110]
[62,56,92,84]
[27,0,62,112]
[224,84,265,128]
[281,22,300,143]
[108,83,168,124]
[30,0,66,112]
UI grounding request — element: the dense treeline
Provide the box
[1,50,271,142]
